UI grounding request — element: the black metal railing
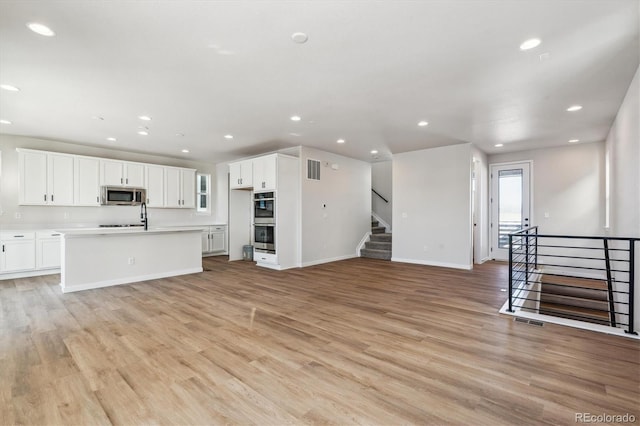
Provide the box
[372,189,389,203]
[508,226,638,335]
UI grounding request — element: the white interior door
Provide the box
[490,162,531,261]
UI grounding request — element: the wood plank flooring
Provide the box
[1,257,638,425]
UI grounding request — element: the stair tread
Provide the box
[540,292,608,305]
[541,274,607,290]
[539,302,610,319]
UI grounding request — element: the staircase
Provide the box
[360,218,392,260]
[538,274,611,326]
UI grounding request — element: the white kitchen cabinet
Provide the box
[18,149,74,205]
[202,225,227,255]
[164,167,196,208]
[74,156,101,206]
[101,160,145,187]
[36,231,61,269]
[229,160,253,189]
[145,165,165,207]
[253,154,277,192]
[0,232,36,273]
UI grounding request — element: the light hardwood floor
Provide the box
[1,257,638,425]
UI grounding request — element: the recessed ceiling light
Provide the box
[137,130,148,136]
[566,105,583,112]
[0,119,12,125]
[27,22,55,37]
[176,133,185,137]
[181,149,189,153]
[495,144,504,147]
[224,134,233,139]
[291,32,309,44]
[569,139,580,143]
[371,150,378,154]
[0,84,20,92]
[138,115,152,121]
[92,115,104,121]
[418,121,429,127]
[290,115,301,121]
[337,139,345,144]
[106,137,116,142]
[519,38,541,50]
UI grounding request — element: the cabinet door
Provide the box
[210,230,226,252]
[229,162,242,189]
[1,240,36,272]
[37,236,61,269]
[201,229,211,253]
[181,169,195,208]
[19,150,48,205]
[164,167,181,208]
[101,160,125,186]
[75,157,101,206]
[125,163,145,187]
[145,165,164,207]
[240,160,253,187]
[254,155,277,191]
[48,154,75,205]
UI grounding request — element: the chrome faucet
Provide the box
[140,202,148,230]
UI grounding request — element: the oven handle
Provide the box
[254,198,275,202]
[253,223,275,227]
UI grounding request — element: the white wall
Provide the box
[392,143,473,269]
[300,147,371,266]
[488,142,605,237]
[605,65,639,333]
[472,146,490,263]
[0,134,219,228]
[371,161,392,229]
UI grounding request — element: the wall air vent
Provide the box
[307,159,321,180]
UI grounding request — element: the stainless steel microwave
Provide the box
[101,186,146,206]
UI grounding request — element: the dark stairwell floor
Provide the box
[360,218,392,260]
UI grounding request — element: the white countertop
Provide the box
[0,223,226,233]
[55,226,207,236]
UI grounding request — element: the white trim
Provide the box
[499,300,639,340]
[59,267,203,293]
[301,254,358,267]
[371,212,391,232]
[356,231,372,256]
[0,268,60,280]
[476,256,491,264]
[391,257,472,270]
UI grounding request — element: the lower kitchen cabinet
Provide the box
[0,232,36,273]
[202,225,227,256]
[36,231,62,269]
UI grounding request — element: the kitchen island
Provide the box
[57,226,204,293]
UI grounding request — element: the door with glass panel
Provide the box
[490,162,531,261]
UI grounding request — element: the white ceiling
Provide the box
[0,1,638,163]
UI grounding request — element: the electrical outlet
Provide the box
[14,212,21,219]
[128,257,135,265]
[63,212,70,220]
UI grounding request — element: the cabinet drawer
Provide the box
[254,250,277,265]
[0,232,35,241]
[212,226,226,231]
[36,231,62,239]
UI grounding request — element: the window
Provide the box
[196,173,211,214]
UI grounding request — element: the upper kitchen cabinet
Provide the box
[145,165,165,207]
[165,167,196,208]
[253,154,277,192]
[101,159,145,187]
[74,156,101,206]
[229,160,253,189]
[18,149,74,206]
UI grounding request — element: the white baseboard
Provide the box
[60,267,203,293]
[0,268,60,280]
[391,257,472,270]
[301,254,358,268]
[475,256,491,265]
